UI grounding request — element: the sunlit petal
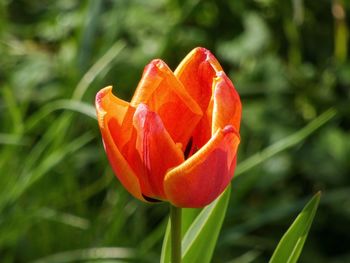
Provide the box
[95,86,144,201]
[164,125,240,208]
[131,59,202,150]
[175,47,223,112]
[133,104,185,199]
[212,71,242,134]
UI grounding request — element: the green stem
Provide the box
[170,205,182,263]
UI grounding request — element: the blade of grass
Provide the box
[31,247,135,263]
[25,99,96,131]
[72,40,126,100]
[160,187,231,263]
[1,132,94,210]
[0,133,30,145]
[160,219,171,263]
[0,115,75,210]
[269,192,321,263]
[228,250,261,263]
[181,186,231,263]
[161,187,231,263]
[21,115,73,178]
[77,0,103,72]
[235,108,336,177]
[36,207,90,230]
[139,217,168,256]
[222,187,349,246]
[2,86,24,134]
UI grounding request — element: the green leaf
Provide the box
[160,209,201,263]
[0,132,94,211]
[26,99,96,131]
[269,192,321,263]
[31,247,135,263]
[73,40,126,100]
[235,108,336,177]
[160,187,231,263]
[181,186,231,263]
[181,208,201,237]
[160,220,171,263]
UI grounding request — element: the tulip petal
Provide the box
[131,59,202,150]
[212,71,242,134]
[175,47,223,112]
[174,47,226,156]
[95,86,144,201]
[164,125,240,208]
[133,104,185,200]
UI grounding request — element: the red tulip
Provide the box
[95,47,241,208]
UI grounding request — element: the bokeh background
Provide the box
[1,0,350,262]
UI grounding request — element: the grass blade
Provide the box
[1,132,94,211]
[181,186,231,263]
[235,108,336,177]
[269,192,321,263]
[26,99,96,131]
[161,187,231,263]
[72,40,126,100]
[31,247,135,263]
[160,220,171,263]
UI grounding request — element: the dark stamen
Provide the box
[184,137,193,159]
[142,194,161,203]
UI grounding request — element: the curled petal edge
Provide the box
[96,86,145,202]
[174,47,223,77]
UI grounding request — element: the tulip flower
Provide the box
[95,47,241,208]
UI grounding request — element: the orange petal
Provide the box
[164,126,240,208]
[130,59,202,150]
[133,104,185,200]
[95,86,144,201]
[175,47,223,112]
[212,71,242,134]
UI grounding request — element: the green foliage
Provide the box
[0,0,349,262]
[182,188,230,263]
[269,192,321,263]
[161,187,231,263]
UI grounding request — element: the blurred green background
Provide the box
[1,0,349,262]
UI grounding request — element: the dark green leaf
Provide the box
[269,192,321,263]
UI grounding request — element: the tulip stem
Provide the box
[170,205,182,263]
